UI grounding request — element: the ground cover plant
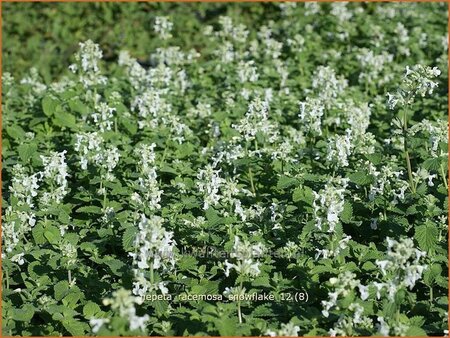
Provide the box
[2,1,449,336]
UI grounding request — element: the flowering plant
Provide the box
[2,2,448,336]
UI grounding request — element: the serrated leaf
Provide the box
[42,95,59,117]
[277,175,298,190]
[104,258,125,276]
[54,280,70,301]
[292,185,314,205]
[6,125,25,140]
[62,320,86,336]
[423,263,442,285]
[422,157,442,171]
[340,201,353,223]
[18,143,37,162]
[44,225,61,244]
[83,302,101,319]
[32,224,46,245]
[13,304,35,322]
[122,227,137,252]
[348,171,372,186]
[415,223,438,252]
[62,292,82,309]
[365,153,382,165]
[405,326,427,336]
[54,110,77,129]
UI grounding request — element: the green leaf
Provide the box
[6,125,25,140]
[104,258,125,276]
[292,185,314,205]
[340,201,353,223]
[277,175,298,190]
[42,95,59,117]
[68,99,89,115]
[178,255,198,271]
[32,223,46,245]
[18,143,38,162]
[422,157,442,171]
[122,227,137,252]
[405,326,427,336]
[76,205,103,214]
[348,171,372,186]
[53,110,77,129]
[83,301,101,319]
[423,263,442,285]
[215,317,237,336]
[415,223,438,252]
[62,292,82,309]
[365,153,382,165]
[13,304,35,322]
[205,208,222,226]
[44,225,61,244]
[62,320,86,336]
[54,280,70,301]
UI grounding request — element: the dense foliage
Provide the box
[2,2,448,336]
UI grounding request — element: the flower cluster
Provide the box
[131,143,163,210]
[90,288,149,333]
[375,237,427,299]
[130,214,177,296]
[224,236,266,278]
[69,40,107,88]
[74,132,120,181]
[40,150,69,206]
[312,178,349,233]
[387,65,441,110]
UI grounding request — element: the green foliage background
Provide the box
[2,2,449,337]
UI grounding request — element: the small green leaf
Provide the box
[6,125,26,140]
[277,176,298,190]
[44,225,61,244]
[340,201,353,223]
[348,171,372,186]
[83,301,101,319]
[62,320,86,336]
[13,304,35,322]
[415,223,438,252]
[42,95,59,116]
[76,205,103,214]
[54,280,70,301]
[122,227,137,252]
[18,143,38,162]
[292,185,314,205]
[405,326,427,336]
[53,110,77,129]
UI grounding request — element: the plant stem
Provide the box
[68,270,72,284]
[248,167,256,196]
[237,281,243,324]
[402,109,416,193]
[404,149,415,193]
[150,263,154,284]
[5,267,10,290]
[439,164,448,190]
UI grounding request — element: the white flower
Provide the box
[70,40,107,88]
[90,318,110,333]
[130,214,176,296]
[11,253,25,265]
[312,178,348,232]
[266,322,300,337]
[154,16,173,40]
[376,316,390,336]
[358,284,369,300]
[224,236,265,277]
